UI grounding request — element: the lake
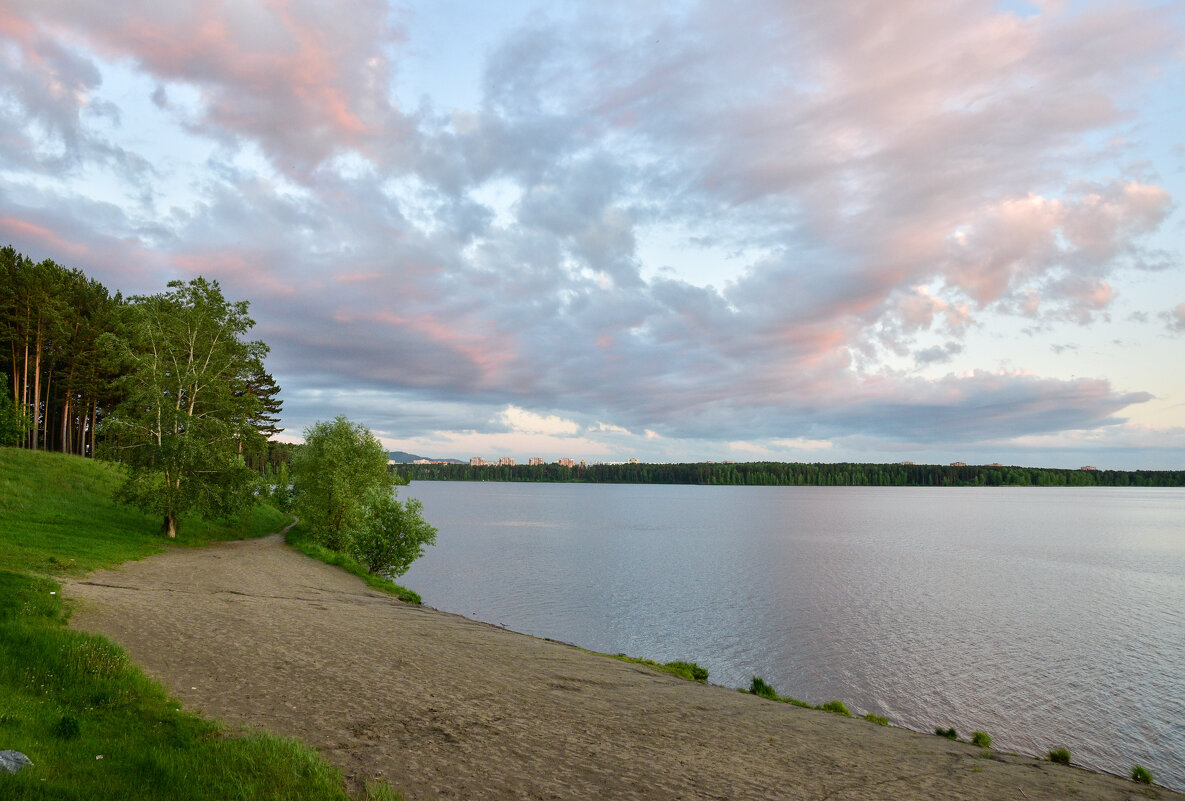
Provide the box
[398,482,1185,789]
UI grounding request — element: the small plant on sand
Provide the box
[748,676,779,700]
[935,727,958,740]
[971,730,992,748]
[1131,765,1153,785]
[1048,747,1071,765]
[664,660,709,682]
[820,700,851,717]
[863,712,888,726]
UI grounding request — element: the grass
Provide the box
[971,730,992,748]
[863,712,888,726]
[1048,747,1071,765]
[743,677,856,717]
[0,448,285,577]
[610,655,709,682]
[0,447,401,800]
[284,523,422,604]
[935,727,958,740]
[1131,765,1154,785]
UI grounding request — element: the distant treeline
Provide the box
[395,461,1185,487]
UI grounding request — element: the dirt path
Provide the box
[64,534,1176,801]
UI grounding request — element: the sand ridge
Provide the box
[65,533,1179,800]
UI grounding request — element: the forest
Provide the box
[0,245,282,471]
[395,460,1185,487]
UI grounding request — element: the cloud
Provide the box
[0,0,1180,463]
[500,406,581,436]
[1164,302,1185,333]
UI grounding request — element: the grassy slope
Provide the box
[0,448,395,801]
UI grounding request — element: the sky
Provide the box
[1,0,1184,468]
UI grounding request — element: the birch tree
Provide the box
[106,278,271,537]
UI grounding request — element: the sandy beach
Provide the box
[65,533,1180,800]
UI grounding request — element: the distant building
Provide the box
[950,462,966,467]
[497,457,514,466]
[557,457,575,467]
[627,457,639,464]
[528,457,544,466]
[580,459,586,468]
[1080,465,1099,471]
[986,462,1003,467]
[469,457,486,466]
[899,461,915,465]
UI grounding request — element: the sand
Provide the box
[64,533,1179,800]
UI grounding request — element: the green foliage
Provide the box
[285,523,422,604]
[354,494,437,577]
[103,278,272,537]
[971,730,992,748]
[292,416,393,551]
[863,712,888,726]
[663,660,709,682]
[820,700,851,717]
[935,727,958,740]
[748,676,779,700]
[0,373,31,446]
[1048,747,1071,765]
[1131,765,1154,784]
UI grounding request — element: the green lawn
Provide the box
[0,447,396,800]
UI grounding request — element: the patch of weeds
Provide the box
[1131,765,1153,785]
[663,660,709,682]
[748,676,779,700]
[1048,747,1071,765]
[935,727,958,740]
[971,730,992,748]
[862,713,888,726]
[820,700,850,717]
[52,714,81,739]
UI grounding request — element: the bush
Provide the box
[353,494,437,577]
[971,730,992,748]
[1048,747,1071,765]
[863,713,888,726]
[935,727,958,740]
[748,676,779,700]
[820,700,851,717]
[1131,765,1153,784]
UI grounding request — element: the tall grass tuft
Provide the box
[1131,765,1153,784]
[1048,747,1071,765]
[971,730,992,748]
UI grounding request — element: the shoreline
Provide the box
[65,533,1184,800]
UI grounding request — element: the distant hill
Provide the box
[388,450,464,464]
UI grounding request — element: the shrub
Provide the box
[971,730,992,748]
[1048,747,1071,765]
[748,676,779,700]
[935,727,958,740]
[1131,765,1153,785]
[821,700,851,717]
[863,713,888,726]
[353,494,437,577]
[664,661,709,682]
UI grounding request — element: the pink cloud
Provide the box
[5,0,404,172]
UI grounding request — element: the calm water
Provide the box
[399,482,1185,789]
